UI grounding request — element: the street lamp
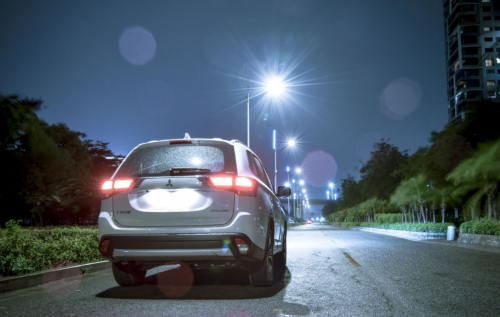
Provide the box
[329,182,334,201]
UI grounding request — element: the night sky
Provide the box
[0,0,446,199]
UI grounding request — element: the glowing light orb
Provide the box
[265,76,285,96]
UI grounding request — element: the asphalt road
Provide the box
[1,223,500,317]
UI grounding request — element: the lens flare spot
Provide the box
[119,26,156,66]
[140,80,175,117]
[204,31,239,67]
[157,261,194,298]
[380,78,422,120]
[301,150,337,186]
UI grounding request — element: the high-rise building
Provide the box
[444,0,500,122]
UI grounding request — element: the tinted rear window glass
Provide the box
[116,141,236,177]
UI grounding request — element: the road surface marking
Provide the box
[342,252,361,267]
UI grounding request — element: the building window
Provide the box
[497,80,500,85]
[497,69,500,74]
[495,16,500,20]
[485,59,494,66]
[496,48,500,52]
[496,27,500,31]
[485,37,493,41]
[482,0,490,2]
[487,69,495,73]
[484,6,492,12]
[485,26,492,31]
[486,48,494,52]
[497,58,500,63]
[487,80,496,86]
[484,16,492,20]
[488,91,497,98]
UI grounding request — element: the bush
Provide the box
[374,213,402,224]
[0,221,102,276]
[359,222,452,233]
[329,222,361,227]
[460,220,500,236]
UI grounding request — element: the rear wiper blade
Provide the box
[170,167,211,175]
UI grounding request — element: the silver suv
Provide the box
[98,135,291,287]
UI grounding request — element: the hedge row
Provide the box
[460,220,500,236]
[359,222,452,233]
[0,221,102,277]
[329,221,452,233]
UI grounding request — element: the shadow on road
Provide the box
[96,265,291,300]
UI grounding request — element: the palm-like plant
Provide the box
[447,140,500,220]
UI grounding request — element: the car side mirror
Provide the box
[277,186,291,197]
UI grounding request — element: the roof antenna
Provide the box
[184,133,191,140]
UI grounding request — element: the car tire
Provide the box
[248,224,274,287]
[275,224,287,268]
[111,262,147,287]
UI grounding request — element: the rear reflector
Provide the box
[99,239,110,255]
[234,238,249,254]
[169,140,192,145]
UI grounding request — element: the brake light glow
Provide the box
[101,179,135,198]
[210,177,233,187]
[235,177,253,187]
[169,140,192,145]
[114,179,134,190]
[207,176,256,196]
[101,180,113,191]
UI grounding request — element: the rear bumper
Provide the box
[99,233,265,263]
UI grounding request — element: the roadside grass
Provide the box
[0,220,102,277]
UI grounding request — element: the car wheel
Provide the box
[275,224,287,268]
[248,223,274,287]
[112,262,147,287]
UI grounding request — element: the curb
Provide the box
[0,260,110,293]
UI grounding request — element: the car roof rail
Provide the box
[231,139,247,147]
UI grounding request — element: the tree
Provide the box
[337,174,362,210]
[358,140,407,201]
[447,139,500,220]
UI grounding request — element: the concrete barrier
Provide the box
[358,227,447,241]
[458,233,500,251]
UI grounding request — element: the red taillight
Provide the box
[207,176,256,196]
[101,179,134,198]
[99,239,110,255]
[169,140,192,145]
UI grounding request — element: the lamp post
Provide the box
[273,130,277,190]
[329,182,334,201]
[246,67,250,147]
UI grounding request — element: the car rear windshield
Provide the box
[115,140,236,177]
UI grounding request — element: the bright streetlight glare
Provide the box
[329,182,334,188]
[265,76,285,96]
[302,189,306,193]
[296,168,301,174]
[285,182,290,187]
[299,180,305,185]
[287,139,296,147]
